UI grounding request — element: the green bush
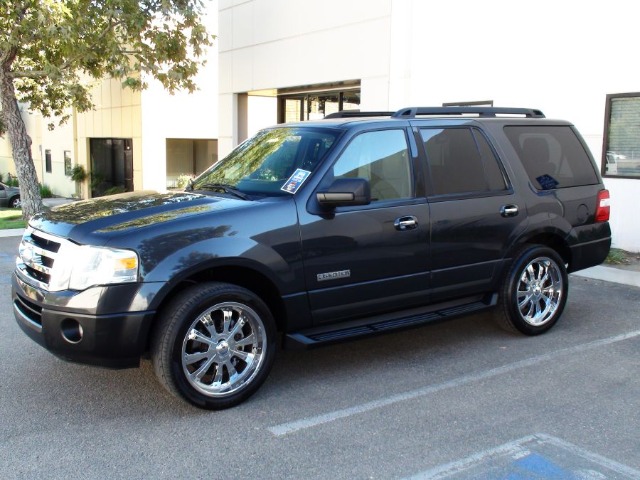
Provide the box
[5,174,18,187]
[39,183,54,198]
[103,186,126,196]
[71,165,88,183]
[176,174,193,189]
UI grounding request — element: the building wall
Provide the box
[75,78,143,198]
[1,107,42,183]
[141,4,219,191]
[217,0,393,155]
[218,0,639,252]
[0,129,15,178]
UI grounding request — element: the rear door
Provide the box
[417,124,527,300]
[298,127,431,324]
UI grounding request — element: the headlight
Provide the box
[51,245,138,290]
[66,245,139,291]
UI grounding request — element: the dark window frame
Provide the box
[45,149,52,173]
[64,150,72,176]
[442,100,494,107]
[602,92,640,179]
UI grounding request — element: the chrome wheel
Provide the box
[495,245,568,335]
[152,282,276,409]
[516,256,564,326]
[181,301,267,397]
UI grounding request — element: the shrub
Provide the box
[103,186,126,196]
[71,165,88,183]
[39,183,54,198]
[5,173,18,187]
[176,174,193,189]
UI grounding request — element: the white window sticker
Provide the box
[281,169,311,194]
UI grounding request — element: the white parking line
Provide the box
[268,330,640,437]
[403,433,640,479]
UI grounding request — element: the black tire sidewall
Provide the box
[161,283,276,409]
[502,246,568,335]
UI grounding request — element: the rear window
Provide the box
[504,126,599,189]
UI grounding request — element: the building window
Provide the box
[64,151,72,176]
[45,150,52,173]
[277,81,361,123]
[602,93,640,178]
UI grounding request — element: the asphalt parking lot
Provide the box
[1,234,639,479]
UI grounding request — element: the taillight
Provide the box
[595,189,610,222]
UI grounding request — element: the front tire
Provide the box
[9,196,20,209]
[151,282,276,409]
[496,245,568,335]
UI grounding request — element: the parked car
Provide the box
[0,182,21,208]
[12,107,611,409]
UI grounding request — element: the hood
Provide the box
[29,191,248,244]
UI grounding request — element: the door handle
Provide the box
[500,204,519,217]
[394,216,418,231]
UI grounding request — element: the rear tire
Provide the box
[495,245,568,335]
[151,282,276,409]
[9,196,20,209]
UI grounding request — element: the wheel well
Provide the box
[515,233,571,266]
[152,266,288,333]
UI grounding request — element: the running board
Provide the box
[284,294,498,349]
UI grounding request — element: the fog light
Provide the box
[60,318,83,344]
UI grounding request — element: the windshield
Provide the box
[191,127,339,197]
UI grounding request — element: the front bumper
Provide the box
[12,273,156,369]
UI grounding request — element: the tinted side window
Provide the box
[332,129,412,201]
[420,127,507,195]
[504,126,599,189]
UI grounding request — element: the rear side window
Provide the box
[420,127,508,196]
[504,126,599,189]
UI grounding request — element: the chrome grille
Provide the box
[17,227,66,291]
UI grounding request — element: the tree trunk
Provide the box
[0,68,43,221]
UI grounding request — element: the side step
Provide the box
[284,294,498,349]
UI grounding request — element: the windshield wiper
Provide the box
[196,183,250,200]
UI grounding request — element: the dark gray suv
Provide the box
[13,107,611,409]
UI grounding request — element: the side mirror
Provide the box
[316,178,371,207]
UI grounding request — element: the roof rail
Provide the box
[324,110,395,119]
[392,107,546,119]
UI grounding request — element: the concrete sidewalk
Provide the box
[572,265,640,288]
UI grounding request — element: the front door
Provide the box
[299,128,430,324]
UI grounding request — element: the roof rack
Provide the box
[392,107,545,118]
[324,110,394,119]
